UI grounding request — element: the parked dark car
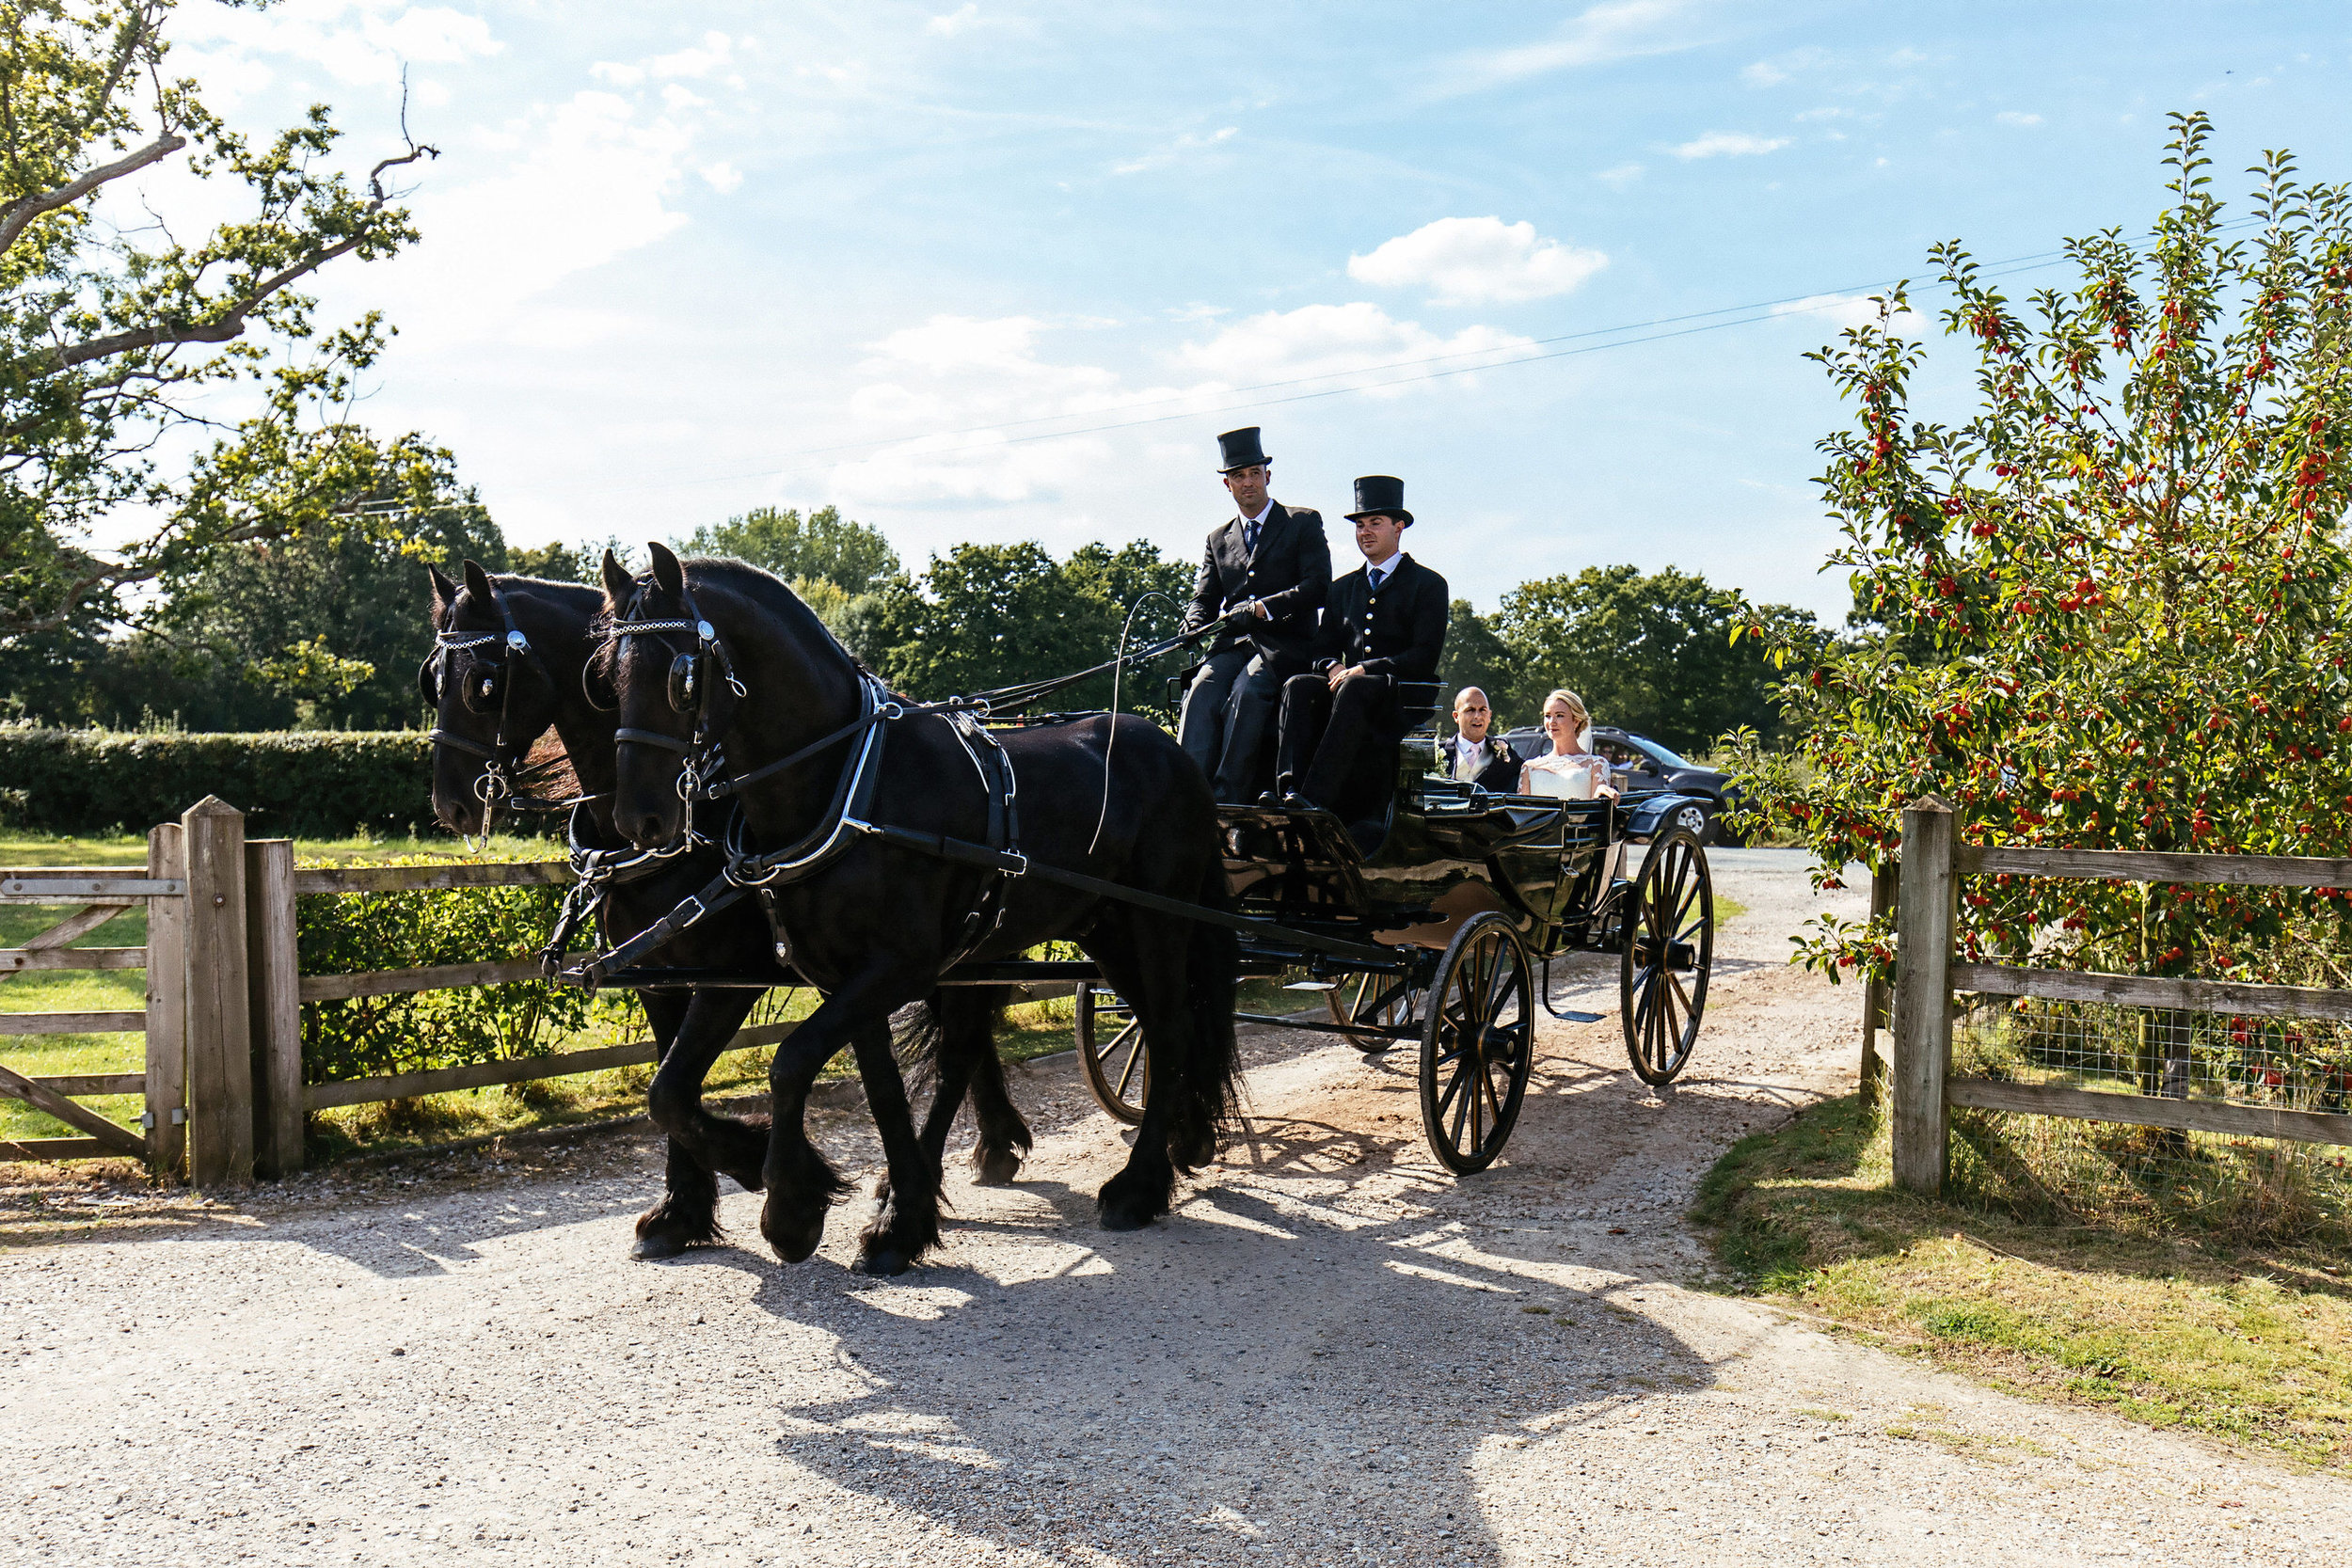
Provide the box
[1499,724,1744,845]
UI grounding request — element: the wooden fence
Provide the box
[0,796,799,1189]
[1887,795,2352,1194]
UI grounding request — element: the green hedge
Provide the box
[0,727,435,837]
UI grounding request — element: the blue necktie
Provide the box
[1368,566,1386,593]
[1244,518,1259,553]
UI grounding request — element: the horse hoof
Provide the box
[631,1230,691,1261]
[853,1246,914,1277]
[973,1149,1023,1186]
[1096,1199,1159,1233]
[762,1205,825,1264]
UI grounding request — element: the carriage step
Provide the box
[1282,980,1339,990]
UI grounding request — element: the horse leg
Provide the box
[850,1012,946,1276]
[959,996,1032,1185]
[1083,915,1189,1231]
[646,987,769,1197]
[760,981,903,1264]
[906,987,1029,1187]
[632,990,723,1259]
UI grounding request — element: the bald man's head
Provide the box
[1452,687,1492,743]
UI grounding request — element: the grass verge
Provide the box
[1692,1093,2352,1468]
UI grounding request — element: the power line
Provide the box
[571,216,2265,497]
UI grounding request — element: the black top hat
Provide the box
[1216,427,1270,472]
[1345,474,1413,526]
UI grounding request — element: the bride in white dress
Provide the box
[1518,689,1617,800]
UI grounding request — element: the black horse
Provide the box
[599,544,1241,1274]
[421,561,1036,1259]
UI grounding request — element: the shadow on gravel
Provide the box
[698,1120,1719,1567]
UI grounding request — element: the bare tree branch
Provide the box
[34,230,370,372]
[0,131,185,255]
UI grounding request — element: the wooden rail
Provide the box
[1889,821,2352,1196]
[0,876,182,902]
[299,958,548,1003]
[303,1020,796,1111]
[0,947,145,974]
[0,1010,145,1035]
[292,861,569,895]
[1946,1077,2352,1146]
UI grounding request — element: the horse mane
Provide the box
[598,554,879,680]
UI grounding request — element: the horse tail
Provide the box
[892,995,946,1101]
[1171,860,1244,1172]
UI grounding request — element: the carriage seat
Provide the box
[1392,680,1440,732]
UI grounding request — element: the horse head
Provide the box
[421,559,589,840]
[603,541,860,852]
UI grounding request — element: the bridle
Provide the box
[602,577,749,847]
[421,576,571,852]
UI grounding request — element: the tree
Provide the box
[0,1,442,639]
[675,505,900,596]
[870,539,1190,712]
[1493,564,1820,752]
[1436,599,1524,724]
[1729,113,2352,988]
[11,467,502,730]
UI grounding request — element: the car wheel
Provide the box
[1671,800,1715,844]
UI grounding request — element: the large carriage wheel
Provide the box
[1417,912,1535,1175]
[1073,982,1149,1124]
[1620,827,1714,1085]
[1327,970,1423,1053]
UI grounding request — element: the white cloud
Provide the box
[1772,293,1924,337]
[1112,125,1237,177]
[1996,111,2043,127]
[1670,131,1791,158]
[1596,162,1645,188]
[1740,46,1832,88]
[700,161,744,194]
[651,31,734,79]
[1175,303,1534,398]
[1443,0,1705,92]
[591,60,644,87]
[174,1,502,91]
[926,3,982,36]
[1346,216,1607,306]
[1741,60,1788,87]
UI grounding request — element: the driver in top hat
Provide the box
[1176,427,1332,801]
[1270,474,1448,818]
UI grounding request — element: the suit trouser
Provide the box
[1276,671,1393,808]
[1178,649,1284,800]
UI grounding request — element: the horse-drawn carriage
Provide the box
[1068,680,1716,1174]
[422,552,1717,1272]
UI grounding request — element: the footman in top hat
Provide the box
[1271,474,1448,818]
[1176,426,1333,800]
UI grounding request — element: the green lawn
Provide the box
[1693,1094,2352,1468]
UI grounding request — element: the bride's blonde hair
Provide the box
[1541,689,1589,733]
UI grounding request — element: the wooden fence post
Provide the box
[144,824,187,1179]
[245,838,301,1180]
[1859,860,1900,1107]
[1891,796,1956,1196]
[181,798,253,1189]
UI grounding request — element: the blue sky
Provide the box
[156,1,2352,620]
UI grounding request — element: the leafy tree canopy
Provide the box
[1728,113,2352,986]
[0,0,445,639]
[675,505,900,597]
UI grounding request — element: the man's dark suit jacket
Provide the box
[1311,554,1447,682]
[1437,734,1522,791]
[1182,501,1332,673]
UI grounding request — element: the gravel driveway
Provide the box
[4,849,2348,1565]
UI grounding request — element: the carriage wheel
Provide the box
[1073,982,1149,1124]
[1620,827,1714,1085]
[1327,970,1423,1054]
[1417,912,1535,1175]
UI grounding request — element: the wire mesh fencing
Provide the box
[1949,992,2352,1246]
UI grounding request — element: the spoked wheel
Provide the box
[1073,982,1149,1124]
[1418,912,1535,1176]
[1327,970,1423,1054]
[1620,827,1714,1085]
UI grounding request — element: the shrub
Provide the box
[0,726,434,837]
[296,863,636,1084]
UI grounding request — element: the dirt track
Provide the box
[5,850,2349,1566]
